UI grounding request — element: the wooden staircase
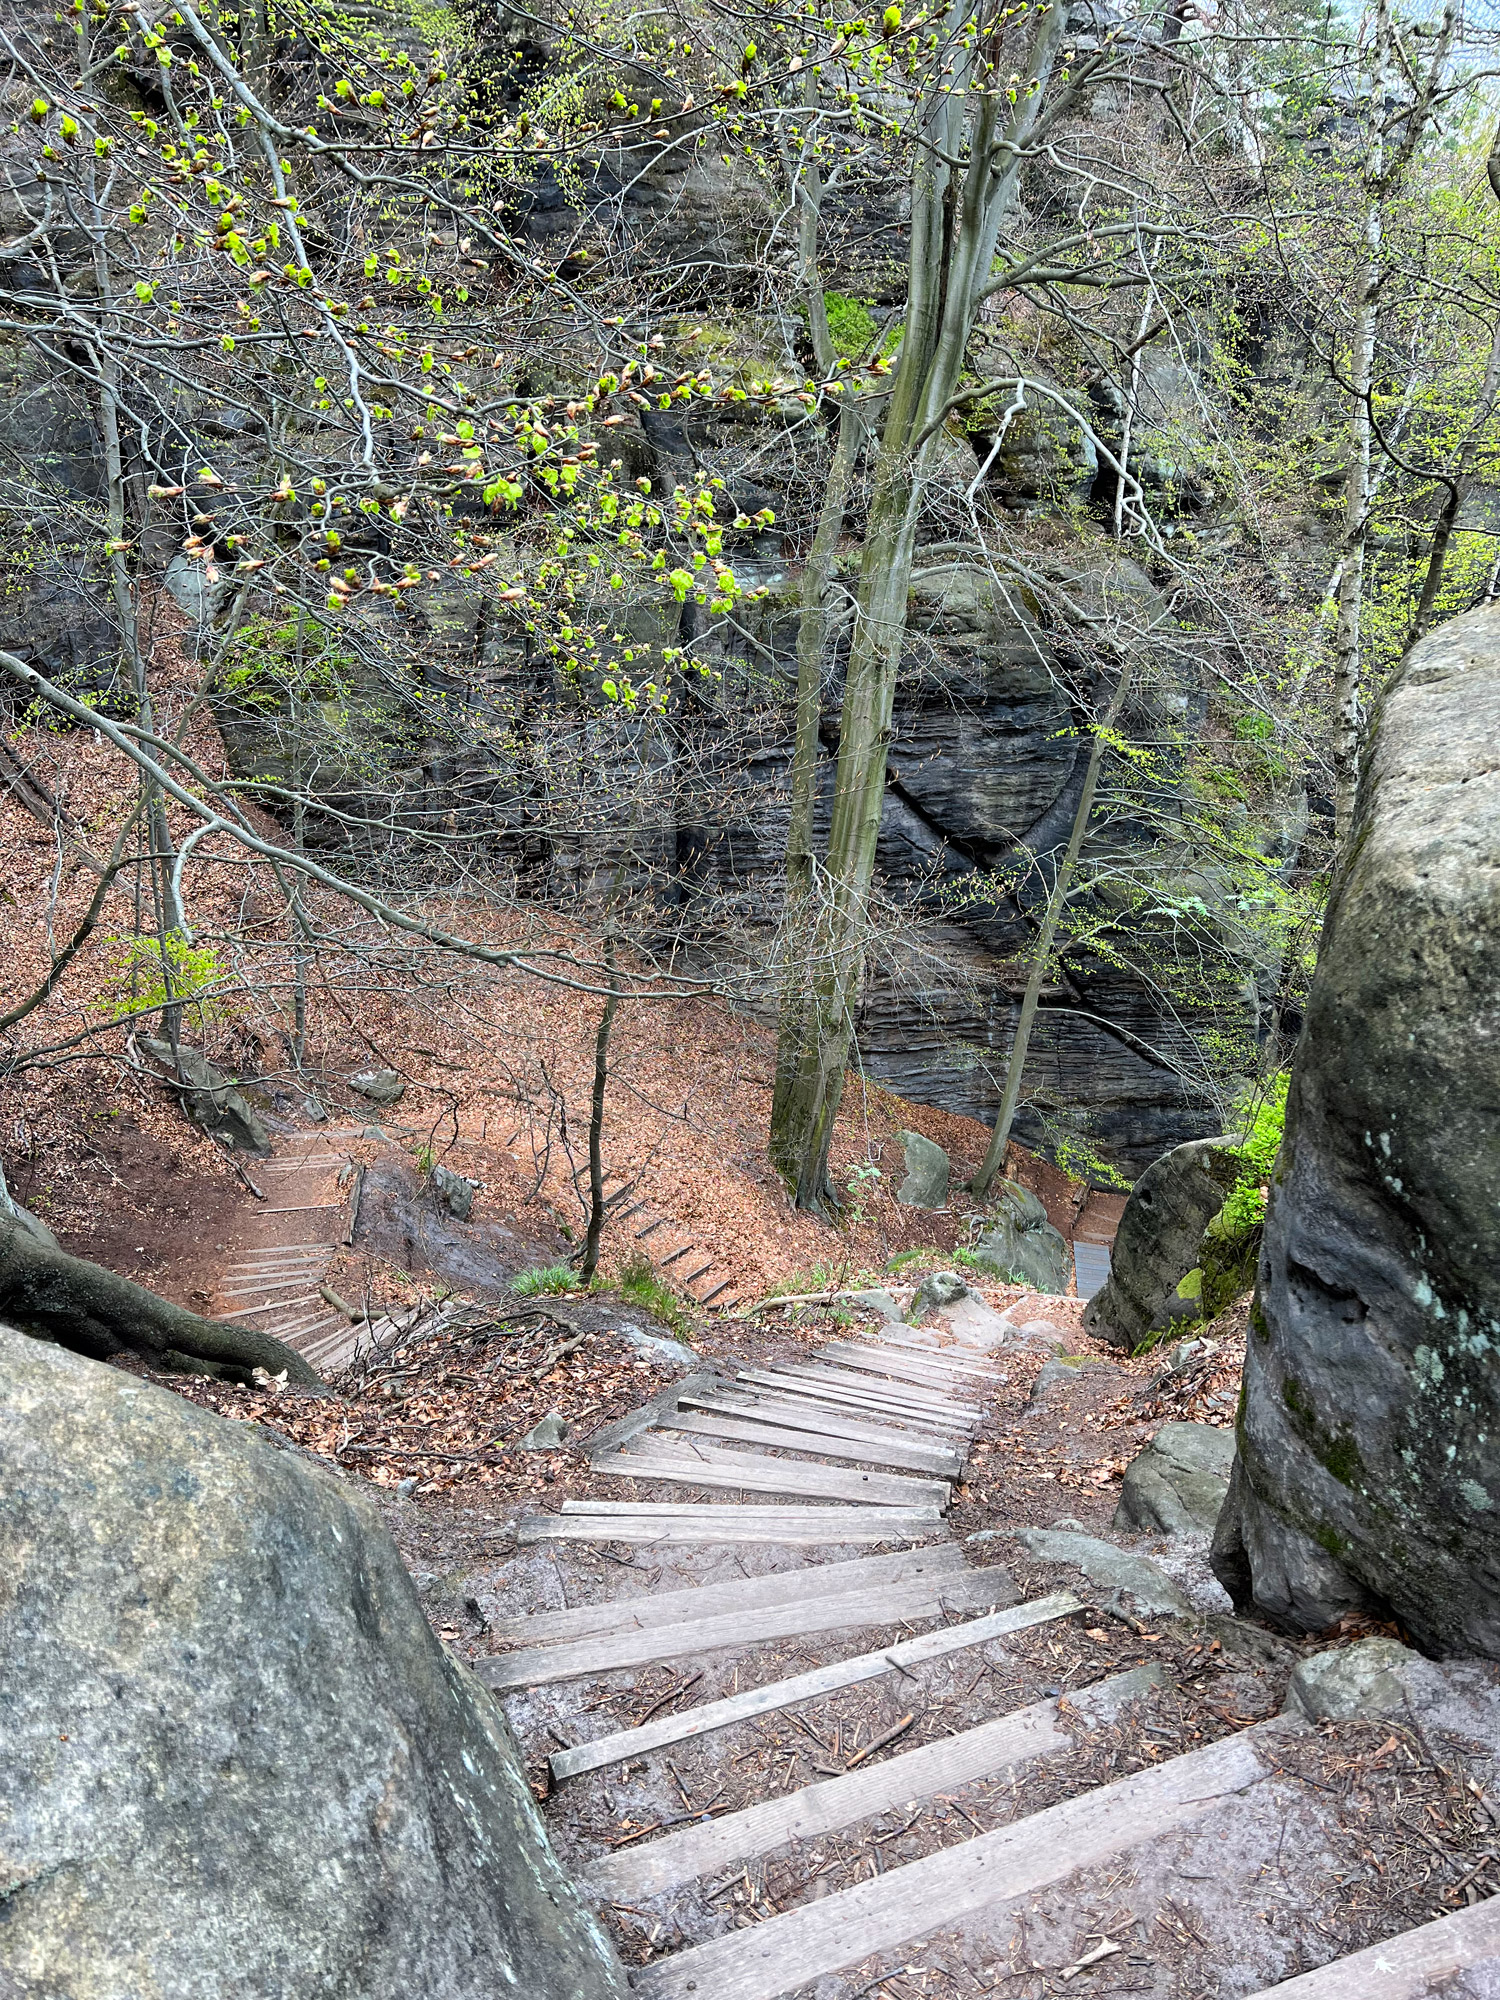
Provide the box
[476,1308,1500,1999]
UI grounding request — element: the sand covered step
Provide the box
[480,1561,1013,1693]
[657,1408,961,1478]
[487,1545,971,1648]
[748,1363,982,1420]
[632,1723,1279,2000]
[584,1664,1162,1904]
[732,1371,975,1433]
[547,1592,1082,1783]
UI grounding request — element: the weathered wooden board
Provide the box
[481,1563,1013,1693]
[1242,1897,1500,1997]
[633,1727,1274,2000]
[487,1545,970,1647]
[681,1391,962,1470]
[604,1440,948,1510]
[548,1592,1082,1783]
[658,1409,960,1477]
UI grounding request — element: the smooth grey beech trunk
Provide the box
[770,0,1072,1210]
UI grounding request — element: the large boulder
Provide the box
[0,1328,625,1999]
[893,1130,949,1209]
[1084,1137,1240,1350]
[970,1181,1070,1291]
[1212,607,1500,1655]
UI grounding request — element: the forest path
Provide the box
[206,1125,387,1376]
[474,1295,1497,2000]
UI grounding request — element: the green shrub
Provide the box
[512,1263,580,1297]
[605,1253,693,1340]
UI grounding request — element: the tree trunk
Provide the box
[577,929,620,1284]
[0,1215,325,1387]
[970,659,1136,1198]
[769,0,1069,1208]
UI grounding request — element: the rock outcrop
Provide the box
[1084,1136,1240,1350]
[0,1328,626,1999]
[139,1037,271,1156]
[1212,607,1500,1656]
[970,1181,1070,1291]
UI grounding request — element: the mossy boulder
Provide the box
[1213,607,1500,1655]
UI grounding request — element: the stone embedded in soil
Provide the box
[1114,1422,1236,1536]
[970,1181,1070,1292]
[1027,1354,1098,1406]
[139,1037,271,1155]
[349,1067,406,1104]
[894,1130,950,1209]
[1217,609,1500,1657]
[909,1270,973,1318]
[982,1527,1194,1617]
[848,1287,902,1321]
[1286,1637,1425,1721]
[1084,1136,1239,1352]
[433,1162,477,1220]
[519,1410,572,1449]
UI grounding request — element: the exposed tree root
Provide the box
[0,1217,325,1389]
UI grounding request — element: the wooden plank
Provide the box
[682,1392,963,1472]
[261,1203,344,1215]
[733,1371,974,1433]
[633,1724,1275,2000]
[221,1275,324,1299]
[585,1370,729,1462]
[605,1441,949,1510]
[487,1546,969,1647]
[558,1500,942,1523]
[518,1512,944,1550]
[816,1342,998,1389]
[481,1565,1013,1693]
[585,1667,1162,1903]
[739,1364,980,1420]
[1243,1897,1500,1996]
[224,1240,339,1255]
[730,1374,975,1431]
[874,1330,1006,1371]
[219,1292,322,1321]
[659,1410,961,1477]
[759,1362,981,1419]
[548,1592,1082,1784]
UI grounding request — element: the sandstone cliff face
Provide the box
[0,1328,626,1999]
[1213,606,1500,1656]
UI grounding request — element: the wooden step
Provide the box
[659,1409,961,1478]
[815,1342,999,1390]
[518,1504,944,1548]
[682,1391,963,1474]
[632,1721,1280,2000]
[762,1362,983,1419]
[857,1332,1004,1376]
[547,1592,1082,1784]
[1245,1896,1500,1995]
[487,1545,969,1647]
[846,1334,1002,1379]
[584,1663,1161,1904]
[731,1372,974,1434]
[606,1440,949,1511]
[480,1562,1012,1693]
